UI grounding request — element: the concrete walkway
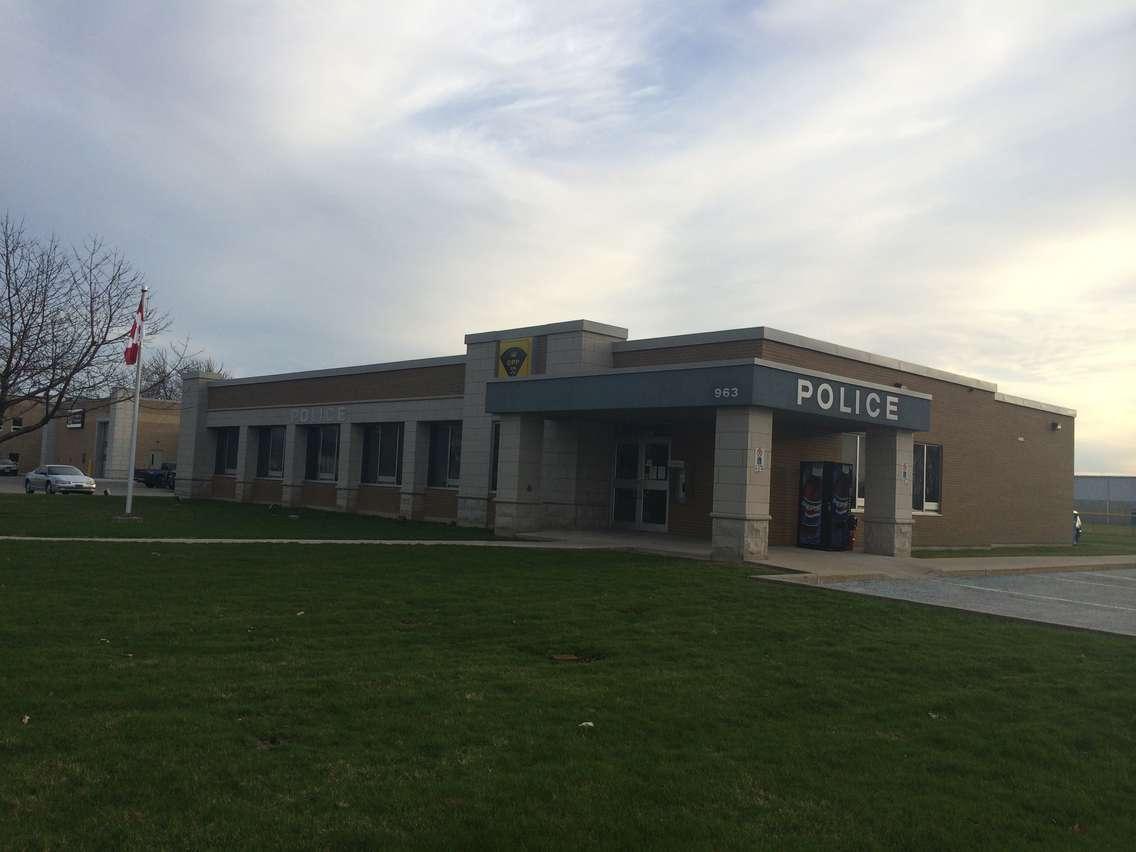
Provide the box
[755,546,1136,584]
[0,535,591,547]
[2,531,1130,582]
[826,569,1136,637]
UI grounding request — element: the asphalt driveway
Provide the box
[829,568,1136,636]
[0,476,175,498]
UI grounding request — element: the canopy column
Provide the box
[711,406,773,562]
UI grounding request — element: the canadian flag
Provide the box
[124,294,144,365]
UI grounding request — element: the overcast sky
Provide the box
[2,0,1133,473]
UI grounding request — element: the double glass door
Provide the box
[612,437,670,531]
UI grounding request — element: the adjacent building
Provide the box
[176,319,1075,561]
[3,394,180,477]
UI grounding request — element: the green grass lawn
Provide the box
[915,523,1136,559]
[2,542,1134,849]
[0,494,492,540]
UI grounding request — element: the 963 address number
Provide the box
[713,386,740,399]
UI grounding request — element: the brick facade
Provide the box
[179,320,1075,553]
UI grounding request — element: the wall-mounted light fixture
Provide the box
[1050,422,1062,431]
[1017,436,1025,442]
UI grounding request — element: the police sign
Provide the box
[485,360,932,431]
[795,378,899,421]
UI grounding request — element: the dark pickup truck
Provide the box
[133,462,176,489]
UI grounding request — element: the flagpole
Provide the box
[124,286,148,516]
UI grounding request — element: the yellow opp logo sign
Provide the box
[497,337,532,377]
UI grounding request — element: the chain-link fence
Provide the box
[1074,475,1136,525]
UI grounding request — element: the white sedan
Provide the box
[25,465,97,495]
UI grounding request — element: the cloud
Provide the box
[0,0,1133,471]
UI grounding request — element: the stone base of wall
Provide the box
[336,485,357,512]
[400,491,424,520]
[458,496,489,527]
[494,499,544,537]
[862,519,913,557]
[175,476,213,500]
[711,514,771,562]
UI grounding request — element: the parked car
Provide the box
[0,458,18,476]
[134,462,176,489]
[25,465,97,495]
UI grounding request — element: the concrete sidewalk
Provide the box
[754,546,1136,585]
[2,530,1130,583]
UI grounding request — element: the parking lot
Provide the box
[0,475,174,498]
[830,568,1136,636]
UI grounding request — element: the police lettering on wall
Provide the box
[497,338,533,378]
[795,378,900,422]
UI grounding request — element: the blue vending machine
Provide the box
[797,461,855,550]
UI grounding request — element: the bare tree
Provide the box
[139,347,230,400]
[0,213,201,443]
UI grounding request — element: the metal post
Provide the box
[124,287,148,516]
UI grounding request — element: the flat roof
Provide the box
[190,319,1075,418]
[613,325,1075,416]
[465,319,628,344]
[205,354,466,387]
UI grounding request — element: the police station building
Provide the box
[175,320,1075,560]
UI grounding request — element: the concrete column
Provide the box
[457,340,497,527]
[399,420,430,519]
[493,414,545,537]
[710,406,774,562]
[540,419,579,529]
[104,393,136,479]
[281,423,306,508]
[337,423,363,512]
[174,372,221,499]
[233,425,256,502]
[862,430,914,557]
[39,417,58,468]
[574,420,615,529]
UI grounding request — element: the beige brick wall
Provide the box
[613,337,1074,547]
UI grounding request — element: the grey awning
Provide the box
[485,359,932,432]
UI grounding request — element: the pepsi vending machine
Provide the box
[797,461,855,550]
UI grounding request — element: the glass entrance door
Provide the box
[611,436,670,532]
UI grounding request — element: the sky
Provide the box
[2,0,1134,473]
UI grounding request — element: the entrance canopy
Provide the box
[485,358,932,432]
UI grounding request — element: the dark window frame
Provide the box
[427,421,462,488]
[305,424,340,482]
[361,422,404,485]
[489,421,501,493]
[214,427,239,475]
[913,442,942,512]
[256,425,286,478]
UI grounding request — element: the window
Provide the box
[427,421,462,487]
[305,424,340,481]
[214,428,239,474]
[361,422,403,484]
[65,410,85,429]
[11,417,23,432]
[851,434,866,509]
[913,442,942,512]
[256,426,286,478]
[489,421,501,492]
[850,434,939,511]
